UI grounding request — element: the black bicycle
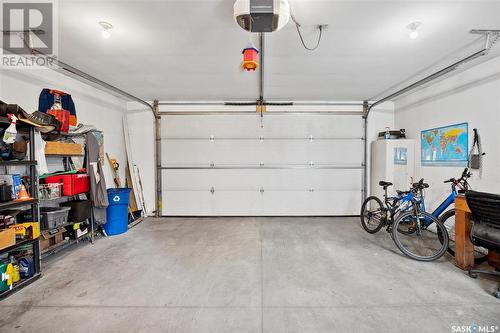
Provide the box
[360,181,415,234]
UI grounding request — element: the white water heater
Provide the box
[371,139,416,199]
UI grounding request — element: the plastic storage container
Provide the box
[104,188,131,236]
[40,206,70,230]
[61,200,91,222]
[18,257,34,278]
[44,174,90,196]
[38,183,62,200]
[0,184,12,202]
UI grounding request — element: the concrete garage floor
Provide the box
[0,217,499,333]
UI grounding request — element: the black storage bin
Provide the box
[61,200,91,222]
[17,209,32,222]
[0,184,12,202]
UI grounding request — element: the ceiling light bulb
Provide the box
[407,21,421,40]
[99,21,113,39]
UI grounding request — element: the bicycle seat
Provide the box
[412,182,429,189]
[379,181,393,187]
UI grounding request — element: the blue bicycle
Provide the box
[361,179,450,261]
[425,168,487,263]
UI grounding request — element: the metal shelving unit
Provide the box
[39,132,96,257]
[41,231,91,258]
[0,161,37,166]
[0,123,41,300]
[0,198,38,210]
[39,192,90,205]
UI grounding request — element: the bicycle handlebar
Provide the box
[462,167,471,179]
[412,178,429,191]
[443,168,472,185]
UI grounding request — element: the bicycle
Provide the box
[360,181,416,234]
[361,179,449,261]
[362,168,486,262]
[427,168,488,263]
[391,179,449,261]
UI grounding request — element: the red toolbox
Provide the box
[44,174,90,196]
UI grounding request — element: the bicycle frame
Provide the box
[383,191,415,226]
[418,184,459,227]
[419,168,471,226]
[431,191,457,218]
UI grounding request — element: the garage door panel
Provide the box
[260,116,362,138]
[161,140,262,165]
[163,115,261,138]
[162,190,360,216]
[260,191,360,215]
[163,191,263,216]
[259,140,362,165]
[161,112,363,216]
[162,140,363,165]
[163,115,362,139]
[162,169,361,190]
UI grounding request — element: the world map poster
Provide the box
[421,123,468,166]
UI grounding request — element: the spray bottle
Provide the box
[3,114,18,144]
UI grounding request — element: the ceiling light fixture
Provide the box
[99,21,113,39]
[407,21,421,40]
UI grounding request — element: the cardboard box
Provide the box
[8,222,40,240]
[0,228,16,250]
[40,226,65,251]
[45,142,84,156]
[0,213,15,228]
[65,222,89,240]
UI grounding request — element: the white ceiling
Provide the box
[58,0,500,102]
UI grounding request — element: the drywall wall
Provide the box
[394,55,500,211]
[126,102,394,216]
[0,69,128,188]
[125,104,155,215]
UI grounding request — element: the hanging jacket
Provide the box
[38,89,77,126]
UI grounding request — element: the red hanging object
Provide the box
[242,47,259,71]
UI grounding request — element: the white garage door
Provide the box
[160,112,364,216]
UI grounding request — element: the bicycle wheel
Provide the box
[392,211,449,261]
[439,209,488,264]
[360,196,385,234]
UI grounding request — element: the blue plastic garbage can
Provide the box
[104,188,131,236]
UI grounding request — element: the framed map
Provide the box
[421,123,468,166]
